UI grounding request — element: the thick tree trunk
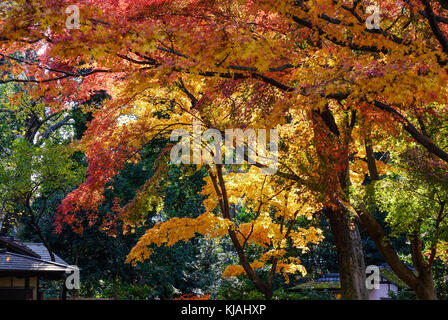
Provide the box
[409,233,438,300]
[412,270,437,300]
[313,106,369,299]
[414,269,437,299]
[327,207,369,300]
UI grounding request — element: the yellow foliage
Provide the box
[126,212,233,265]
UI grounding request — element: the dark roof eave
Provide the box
[0,270,67,280]
[0,269,67,274]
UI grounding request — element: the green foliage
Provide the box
[217,276,337,300]
[100,279,155,300]
[273,288,336,300]
[432,260,448,300]
[388,289,417,300]
[38,280,64,299]
[373,148,448,251]
[0,138,84,195]
[217,277,265,300]
[0,137,85,234]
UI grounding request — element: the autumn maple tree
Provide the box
[2,0,448,299]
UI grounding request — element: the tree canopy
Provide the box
[1,0,448,300]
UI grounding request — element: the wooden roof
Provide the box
[0,252,68,272]
[0,236,70,275]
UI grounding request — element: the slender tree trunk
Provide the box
[0,211,15,235]
[37,232,56,262]
[211,165,270,298]
[361,142,438,300]
[31,220,56,262]
[356,200,438,299]
[264,287,273,300]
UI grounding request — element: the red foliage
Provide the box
[172,293,211,300]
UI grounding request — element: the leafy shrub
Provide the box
[272,288,336,300]
[217,277,264,300]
